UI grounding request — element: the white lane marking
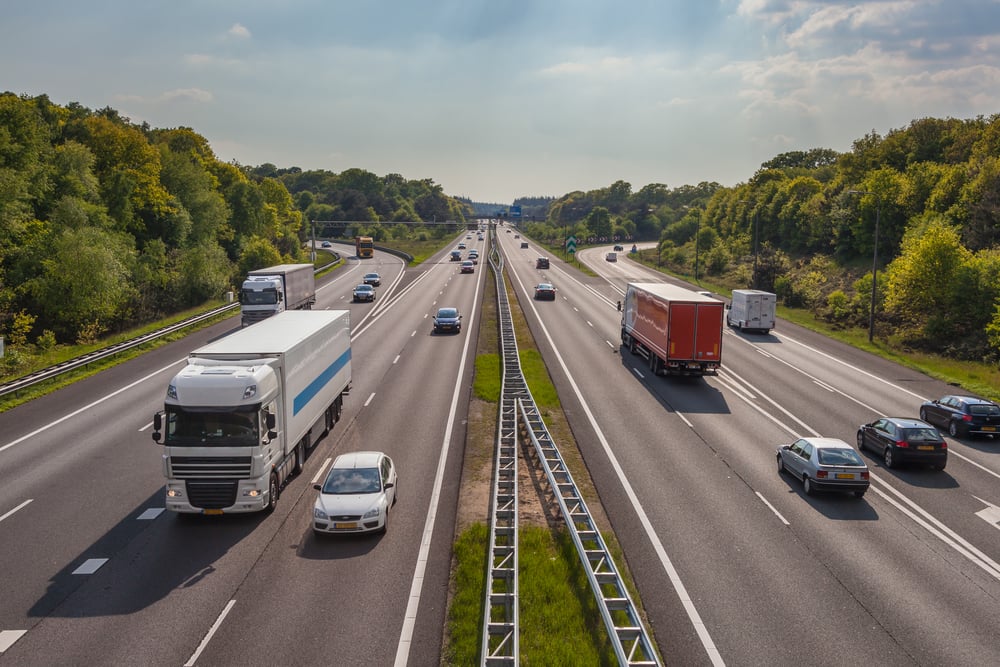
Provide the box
[948,450,1000,482]
[504,265,725,666]
[676,412,694,429]
[72,558,108,575]
[605,340,615,349]
[395,247,486,667]
[411,330,416,337]
[631,368,644,379]
[311,458,333,485]
[138,422,153,432]
[184,598,236,666]
[714,373,756,402]
[755,349,772,359]
[0,499,32,524]
[0,630,27,654]
[586,320,594,328]
[393,354,401,364]
[812,379,835,392]
[364,393,375,407]
[974,497,1000,530]
[0,359,187,455]
[755,492,790,526]
[137,508,164,520]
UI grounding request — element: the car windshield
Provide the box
[355,285,372,291]
[537,284,552,290]
[816,448,864,466]
[902,428,941,442]
[322,467,381,494]
[970,404,1000,416]
[437,308,458,318]
[364,273,378,280]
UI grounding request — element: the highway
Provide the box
[2,226,999,665]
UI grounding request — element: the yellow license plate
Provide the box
[917,445,934,450]
[983,426,996,432]
[835,473,854,479]
[334,522,357,530]
[203,509,223,515]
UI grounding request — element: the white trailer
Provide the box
[240,263,317,327]
[152,310,351,514]
[726,289,776,333]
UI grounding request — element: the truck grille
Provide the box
[186,481,238,509]
[170,456,252,479]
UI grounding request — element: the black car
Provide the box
[352,284,376,302]
[432,307,462,334]
[534,283,556,300]
[535,257,549,269]
[363,272,381,286]
[857,417,947,470]
[919,395,1000,438]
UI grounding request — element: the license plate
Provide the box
[203,509,223,515]
[334,522,357,530]
[917,445,934,451]
[983,426,996,432]
[835,473,854,479]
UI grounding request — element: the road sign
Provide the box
[510,205,522,218]
[566,235,577,254]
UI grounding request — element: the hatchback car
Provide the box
[321,240,332,248]
[460,260,475,273]
[534,283,556,300]
[536,257,550,269]
[362,272,381,286]
[857,417,947,470]
[433,307,462,333]
[776,437,869,498]
[919,395,1000,438]
[352,284,376,302]
[313,451,396,535]
[457,242,466,250]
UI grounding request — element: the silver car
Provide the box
[777,437,869,498]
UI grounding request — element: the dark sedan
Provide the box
[534,283,556,300]
[352,284,376,302]
[857,417,947,470]
[432,307,462,334]
[920,395,1000,438]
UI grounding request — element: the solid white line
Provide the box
[138,421,153,432]
[364,393,375,407]
[72,558,108,575]
[812,379,835,392]
[393,354,401,364]
[755,492,790,526]
[0,630,27,654]
[605,340,615,349]
[184,598,236,666]
[0,499,32,524]
[0,359,188,454]
[311,458,333,485]
[676,412,694,429]
[947,449,1000,481]
[631,367,644,379]
[394,252,485,667]
[136,508,164,520]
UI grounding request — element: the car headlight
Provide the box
[362,506,381,520]
[314,507,328,520]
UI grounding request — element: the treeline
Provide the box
[523,119,1000,360]
[0,93,469,373]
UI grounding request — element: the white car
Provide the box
[313,451,397,534]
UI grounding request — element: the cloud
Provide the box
[228,23,251,39]
[113,88,214,105]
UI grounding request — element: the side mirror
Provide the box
[152,412,162,443]
[313,484,323,491]
[266,412,276,430]
[384,482,394,490]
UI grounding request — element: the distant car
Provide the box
[457,242,466,250]
[313,451,396,535]
[606,252,617,262]
[468,249,480,264]
[536,257,549,269]
[321,240,332,248]
[613,244,624,252]
[776,437,869,498]
[477,234,484,241]
[514,234,520,239]
[466,234,472,239]
[505,229,511,233]
[460,260,475,273]
[520,242,529,249]
[352,284,376,302]
[433,307,462,333]
[450,250,462,261]
[919,395,1000,438]
[534,283,556,300]
[857,417,947,470]
[363,272,381,286]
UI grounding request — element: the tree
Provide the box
[584,206,612,239]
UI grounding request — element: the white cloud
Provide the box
[228,23,251,39]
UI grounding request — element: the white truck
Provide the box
[151,310,351,514]
[726,289,776,333]
[240,263,316,327]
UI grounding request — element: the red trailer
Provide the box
[621,282,724,375]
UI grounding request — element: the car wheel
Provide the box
[265,473,279,513]
[884,445,896,469]
[857,431,866,452]
[802,475,814,496]
[380,506,389,534]
[854,490,866,499]
[948,421,959,438]
[776,454,786,475]
[932,461,947,471]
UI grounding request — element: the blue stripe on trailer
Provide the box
[293,348,351,416]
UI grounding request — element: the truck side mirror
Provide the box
[152,412,162,443]
[266,412,276,430]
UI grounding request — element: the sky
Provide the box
[4,1,1000,203]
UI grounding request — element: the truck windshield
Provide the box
[242,288,278,305]
[164,408,259,446]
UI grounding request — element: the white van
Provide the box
[726,289,776,333]
[605,252,617,262]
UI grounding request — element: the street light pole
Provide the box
[752,209,759,290]
[847,190,881,342]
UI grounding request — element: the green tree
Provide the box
[584,206,612,239]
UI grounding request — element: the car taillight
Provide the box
[816,470,828,478]
[861,471,870,480]
[962,414,972,422]
[941,441,947,449]
[896,440,909,448]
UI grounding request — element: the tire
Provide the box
[333,397,343,423]
[883,445,896,469]
[932,461,947,471]
[802,475,814,496]
[857,431,866,452]
[265,473,279,513]
[948,421,959,438]
[777,454,786,475]
[293,441,305,474]
[380,506,389,535]
[854,490,866,499]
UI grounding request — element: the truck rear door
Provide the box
[695,304,723,363]
[667,303,696,361]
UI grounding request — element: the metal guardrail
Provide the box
[0,303,240,399]
[481,233,520,664]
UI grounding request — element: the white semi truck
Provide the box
[151,310,351,514]
[240,263,317,327]
[726,289,776,334]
